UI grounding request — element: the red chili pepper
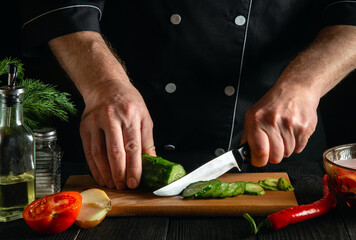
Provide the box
[244,174,337,234]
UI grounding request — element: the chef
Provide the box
[21,1,356,190]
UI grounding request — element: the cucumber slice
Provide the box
[245,182,265,195]
[263,178,279,188]
[220,182,239,198]
[182,181,212,198]
[219,182,231,198]
[232,181,246,196]
[277,177,294,191]
[211,181,229,198]
[258,180,279,191]
[201,180,221,198]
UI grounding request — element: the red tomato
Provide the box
[23,191,82,234]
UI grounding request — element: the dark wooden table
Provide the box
[1,159,356,240]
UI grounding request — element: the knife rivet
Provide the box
[214,148,225,156]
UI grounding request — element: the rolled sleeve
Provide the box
[21,1,104,54]
[323,1,356,26]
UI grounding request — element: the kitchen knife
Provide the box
[153,143,251,196]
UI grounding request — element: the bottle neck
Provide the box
[0,101,24,127]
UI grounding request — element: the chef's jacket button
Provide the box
[234,15,246,26]
[165,83,177,93]
[224,86,235,96]
[215,148,225,157]
[170,14,181,25]
[165,144,176,151]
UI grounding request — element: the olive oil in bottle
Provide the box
[0,64,35,222]
[0,171,35,220]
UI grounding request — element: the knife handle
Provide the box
[232,142,251,162]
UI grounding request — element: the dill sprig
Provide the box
[0,57,77,129]
[20,78,77,128]
[0,57,25,80]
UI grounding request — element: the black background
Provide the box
[1,1,355,164]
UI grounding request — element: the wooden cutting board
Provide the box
[63,172,298,216]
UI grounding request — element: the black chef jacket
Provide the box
[20,1,356,173]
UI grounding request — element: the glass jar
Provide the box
[0,86,35,222]
[33,128,62,198]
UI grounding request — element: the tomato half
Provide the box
[23,191,82,234]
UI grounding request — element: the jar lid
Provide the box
[34,128,57,140]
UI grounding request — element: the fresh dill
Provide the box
[0,57,77,129]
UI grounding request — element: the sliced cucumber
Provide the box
[277,177,294,191]
[245,182,265,195]
[220,182,239,198]
[181,177,294,199]
[182,181,212,198]
[201,180,221,198]
[263,178,279,188]
[232,181,246,196]
[211,181,229,198]
[258,180,279,191]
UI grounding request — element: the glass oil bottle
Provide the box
[0,64,35,222]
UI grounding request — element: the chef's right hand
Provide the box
[80,79,156,190]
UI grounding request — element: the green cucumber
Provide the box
[211,181,229,198]
[201,180,221,198]
[244,182,265,195]
[258,180,279,191]
[180,177,294,199]
[141,153,186,189]
[277,177,294,191]
[232,181,246,196]
[220,182,240,198]
[263,178,279,188]
[182,181,212,198]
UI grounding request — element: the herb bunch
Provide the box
[0,57,76,129]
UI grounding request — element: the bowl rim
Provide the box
[323,143,356,171]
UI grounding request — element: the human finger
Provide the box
[80,127,105,186]
[266,128,285,164]
[141,117,156,156]
[293,113,317,154]
[90,128,115,188]
[248,128,270,167]
[294,125,314,154]
[279,118,296,158]
[122,121,141,189]
[104,125,127,190]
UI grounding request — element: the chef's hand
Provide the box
[80,79,156,190]
[241,25,356,167]
[49,31,156,190]
[241,84,318,167]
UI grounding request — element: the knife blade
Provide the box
[153,143,250,196]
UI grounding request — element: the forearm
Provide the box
[48,31,130,102]
[275,25,356,98]
[48,31,156,190]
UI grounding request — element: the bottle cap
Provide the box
[0,86,25,105]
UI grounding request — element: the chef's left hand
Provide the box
[241,83,319,167]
